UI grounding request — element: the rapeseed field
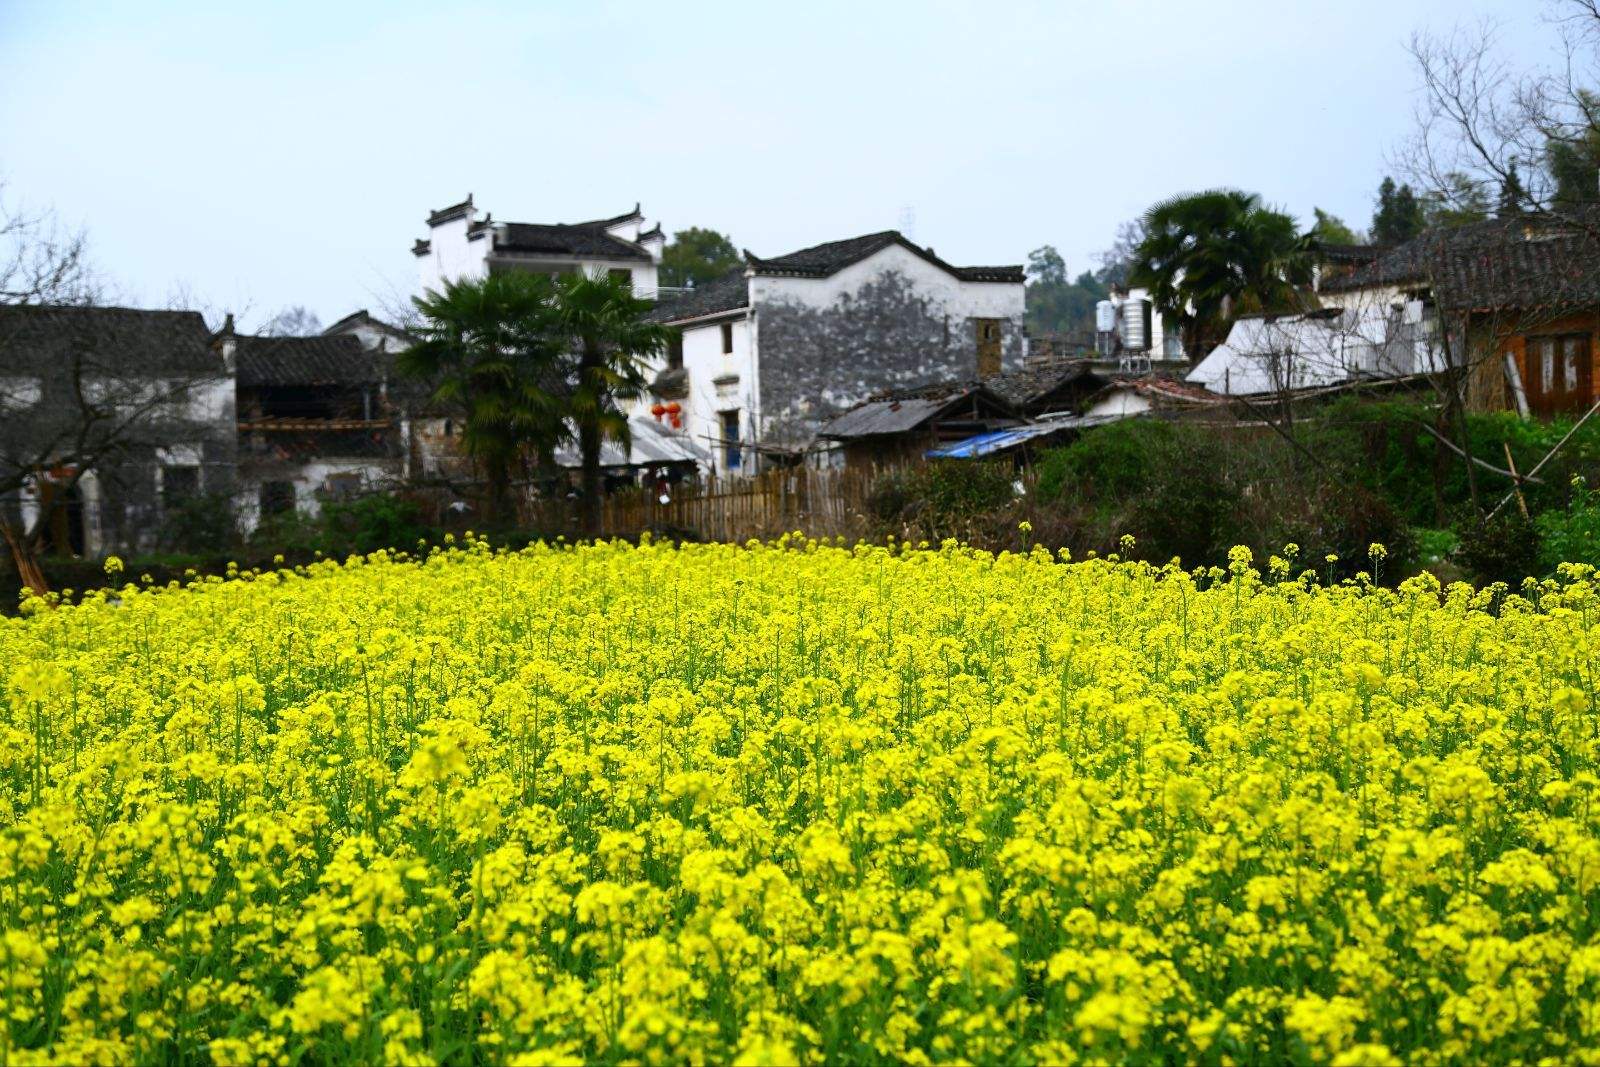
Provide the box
[2,535,1598,1064]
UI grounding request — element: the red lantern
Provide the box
[669,412,682,429]
[665,401,681,415]
[650,402,666,421]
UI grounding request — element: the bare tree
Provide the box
[0,184,98,306]
[259,304,323,336]
[1402,3,1600,227]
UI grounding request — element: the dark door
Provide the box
[1526,334,1594,417]
[975,319,1002,376]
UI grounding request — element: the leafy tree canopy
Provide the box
[1310,208,1363,246]
[1131,189,1314,359]
[659,228,741,288]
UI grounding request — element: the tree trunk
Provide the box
[1,518,48,597]
[579,344,604,539]
[484,454,508,527]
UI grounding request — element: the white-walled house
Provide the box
[639,231,1025,474]
[1187,296,1446,396]
[413,195,664,296]
[0,306,235,558]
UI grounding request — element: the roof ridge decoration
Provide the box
[425,194,475,227]
[576,203,643,230]
[744,229,1023,283]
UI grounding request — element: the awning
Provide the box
[925,414,1125,459]
[553,416,712,469]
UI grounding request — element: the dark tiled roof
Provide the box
[747,230,1024,283]
[495,222,652,261]
[1321,214,1600,312]
[819,382,1016,439]
[0,305,220,375]
[1315,243,1381,266]
[235,334,381,388]
[648,269,749,323]
[982,358,1101,408]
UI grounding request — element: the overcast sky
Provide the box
[0,0,1560,330]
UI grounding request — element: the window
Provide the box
[667,329,684,370]
[975,318,1002,376]
[325,473,362,501]
[260,481,296,517]
[720,410,742,471]
[720,321,734,355]
[161,465,200,508]
[608,268,633,288]
[1526,332,1592,416]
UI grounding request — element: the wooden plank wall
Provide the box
[520,465,899,542]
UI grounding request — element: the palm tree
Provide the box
[549,272,667,537]
[401,272,566,524]
[1131,190,1315,358]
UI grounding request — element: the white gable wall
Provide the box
[749,243,1026,453]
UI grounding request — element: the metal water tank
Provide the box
[1119,298,1152,351]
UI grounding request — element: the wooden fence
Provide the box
[519,465,898,542]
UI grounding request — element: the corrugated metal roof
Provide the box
[926,414,1126,458]
[552,416,711,468]
[818,396,954,438]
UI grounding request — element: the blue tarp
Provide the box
[926,415,1123,459]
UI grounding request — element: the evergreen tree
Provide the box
[1497,162,1528,217]
[1374,178,1427,244]
[1372,177,1426,245]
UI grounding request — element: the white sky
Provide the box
[0,0,1560,330]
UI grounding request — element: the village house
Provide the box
[644,230,1026,474]
[413,195,665,297]
[1319,214,1600,417]
[0,305,235,557]
[224,319,412,533]
[1192,215,1600,415]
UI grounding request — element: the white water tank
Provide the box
[1095,300,1117,334]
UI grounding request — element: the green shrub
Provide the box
[868,461,1018,539]
[158,492,239,554]
[1035,419,1182,505]
[1454,511,1542,586]
[319,494,436,557]
[1537,477,1600,573]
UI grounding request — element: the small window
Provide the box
[668,329,684,370]
[260,481,296,517]
[325,473,362,501]
[608,268,633,288]
[161,465,200,507]
[720,410,742,470]
[720,321,734,355]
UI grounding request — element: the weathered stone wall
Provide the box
[753,254,1024,448]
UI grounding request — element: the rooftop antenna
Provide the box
[898,204,916,241]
